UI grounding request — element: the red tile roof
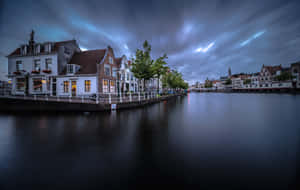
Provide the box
[263,65,282,75]
[115,57,122,66]
[64,49,106,75]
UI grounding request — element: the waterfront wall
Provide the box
[0,94,183,112]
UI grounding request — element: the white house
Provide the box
[7,30,80,96]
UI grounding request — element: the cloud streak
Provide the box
[0,0,300,83]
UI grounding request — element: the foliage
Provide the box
[162,70,188,89]
[131,40,154,90]
[151,54,168,92]
[243,79,251,85]
[274,72,295,81]
[225,78,232,85]
[204,78,213,88]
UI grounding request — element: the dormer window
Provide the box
[45,43,52,53]
[35,44,40,54]
[16,61,23,71]
[21,45,27,55]
[67,64,75,74]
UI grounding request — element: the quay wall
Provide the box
[0,94,183,112]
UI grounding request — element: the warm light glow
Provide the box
[8,80,12,84]
[41,80,46,84]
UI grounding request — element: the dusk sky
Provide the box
[1,0,300,83]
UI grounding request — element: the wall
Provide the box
[8,54,58,75]
[56,76,97,97]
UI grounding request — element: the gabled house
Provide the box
[7,30,80,96]
[56,46,120,97]
[259,65,282,87]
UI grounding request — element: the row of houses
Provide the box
[194,63,300,90]
[6,31,161,97]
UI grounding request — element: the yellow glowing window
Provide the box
[64,81,69,93]
[110,81,114,86]
[85,80,91,92]
[103,80,108,86]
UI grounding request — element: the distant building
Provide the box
[291,62,300,88]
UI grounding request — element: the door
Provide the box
[71,81,76,97]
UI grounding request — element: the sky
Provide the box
[0,0,300,83]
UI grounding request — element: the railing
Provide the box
[0,87,181,104]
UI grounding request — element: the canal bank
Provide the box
[0,93,185,112]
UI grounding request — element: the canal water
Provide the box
[1,93,300,189]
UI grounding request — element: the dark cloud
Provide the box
[0,0,300,82]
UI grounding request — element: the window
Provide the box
[293,69,298,74]
[47,79,50,91]
[16,78,25,91]
[64,47,70,54]
[85,80,91,92]
[109,57,114,64]
[127,74,129,80]
[67,64,74,74]
[16,61,23,71]
[104,65,111,76]
[33,78,42,92]
[110,80,114,86]
[46,58,52,70]
[33,59,41,71]
[112,68,117,77]
[103,79,108,93]
[64,81,69,93]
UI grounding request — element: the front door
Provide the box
[71,81,76,97]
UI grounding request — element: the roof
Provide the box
[115,57,122,66]
[263,65,282,75]
[8,39,77,57]
[63,49,106,75]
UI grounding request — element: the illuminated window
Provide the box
[110,80,114,86]
[64,81,69,93]
[16,78,25,91]
[85,80,91,92]
[33,78,42,92]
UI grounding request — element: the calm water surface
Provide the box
[1,93,300,189]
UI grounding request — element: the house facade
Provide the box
[56,47,120,97]
[7,30,80,96]
[291,62,300,88]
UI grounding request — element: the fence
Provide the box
[0,87,179,104]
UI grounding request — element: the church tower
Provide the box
[228,67,232,77]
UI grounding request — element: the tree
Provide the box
[162,70,188,90]
[274,72,294,81]
[225,78,232,85]
[204,78,213,88]
[131,40,154,91]
[151,54,168,93]
[243,79,251,85]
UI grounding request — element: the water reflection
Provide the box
[0,93,300,188]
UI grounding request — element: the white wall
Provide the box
[56,76,97,97]
[8,54,58,76]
